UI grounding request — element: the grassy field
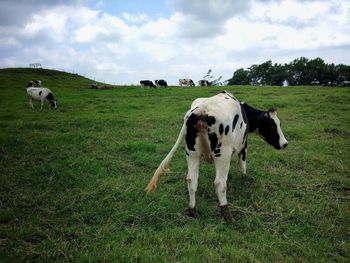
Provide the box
[1,68,349,262]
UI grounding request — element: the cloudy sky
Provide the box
[0,0,349,85]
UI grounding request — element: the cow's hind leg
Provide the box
[186,153,200,218]
[238,147,247,177]
[214,153,234,223]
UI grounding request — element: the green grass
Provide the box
[1,68,349,262]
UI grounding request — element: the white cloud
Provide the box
[122,12,149,24]
[74,25,107,43]
[0,0,349,85]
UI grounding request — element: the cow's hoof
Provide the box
[188,207,198,218]
[220,205,234,223]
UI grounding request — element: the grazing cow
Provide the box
[155,79,168,88]
[179,78,195,87]
[26,87,57,110]
[140,80,156,88]
[146,91,288,222]
[26,80,42,88]
[198,80,210,86]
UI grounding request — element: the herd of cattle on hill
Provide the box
[24,78,211,109]
[140,78,211,88]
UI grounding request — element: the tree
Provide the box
[269,63,289,86]
[228,68,250,85]
[287,57,309,85]
[335,64,350,83]
[226,57,350,87]
[306,57,328,85]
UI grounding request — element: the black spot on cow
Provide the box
[185,113,199,151]
[241,105,248,124]
[215,154,221,157]
[185,113,217,152]
[39,91,42,96]
[208,132,218,152]
[219,123,224,135]
[232,114,239,132]
[214,149,220,154]
[46,93,54,101]
[201,115,216,126]
[240,122,243,129]
[225,97,230,99]
[217,143,222,148]
[225,125,229,135]
[185,151,189,156]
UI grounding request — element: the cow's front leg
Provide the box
[186,153,200,218]
[239,147,254,186]
[214,155,234,223]
[29,98,34,109]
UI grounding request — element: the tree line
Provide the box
[228,57,350,86]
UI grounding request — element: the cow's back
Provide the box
[27,87,51,100]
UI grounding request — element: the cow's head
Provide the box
[257,109,288,150]
[49,99,57,110]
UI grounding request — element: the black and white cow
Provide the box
[26,80,42,88]
[140,80,156,88]
[155,79,168,88]
[26,87,57,110]
[179,78,195,87]
[146,91,288,222]
[198,80,210,86]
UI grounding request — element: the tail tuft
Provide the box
[145,166,164,193]
[145,124,186,193]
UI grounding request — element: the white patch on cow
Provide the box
[269,111,288,148]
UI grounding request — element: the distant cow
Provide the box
[26,87,57,110]
[198,80,210,86]
[140,80,156,88]
[146,91,288,222]
[155,79,168,88]
[26,80,42,88]
[179,79,195,87]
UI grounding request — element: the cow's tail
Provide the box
[146,123,186,193]
[197,118,212,163]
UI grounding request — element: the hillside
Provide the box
[0,67,103,89]
[0,70,349,261]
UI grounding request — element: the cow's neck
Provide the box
[240,103,264,132]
